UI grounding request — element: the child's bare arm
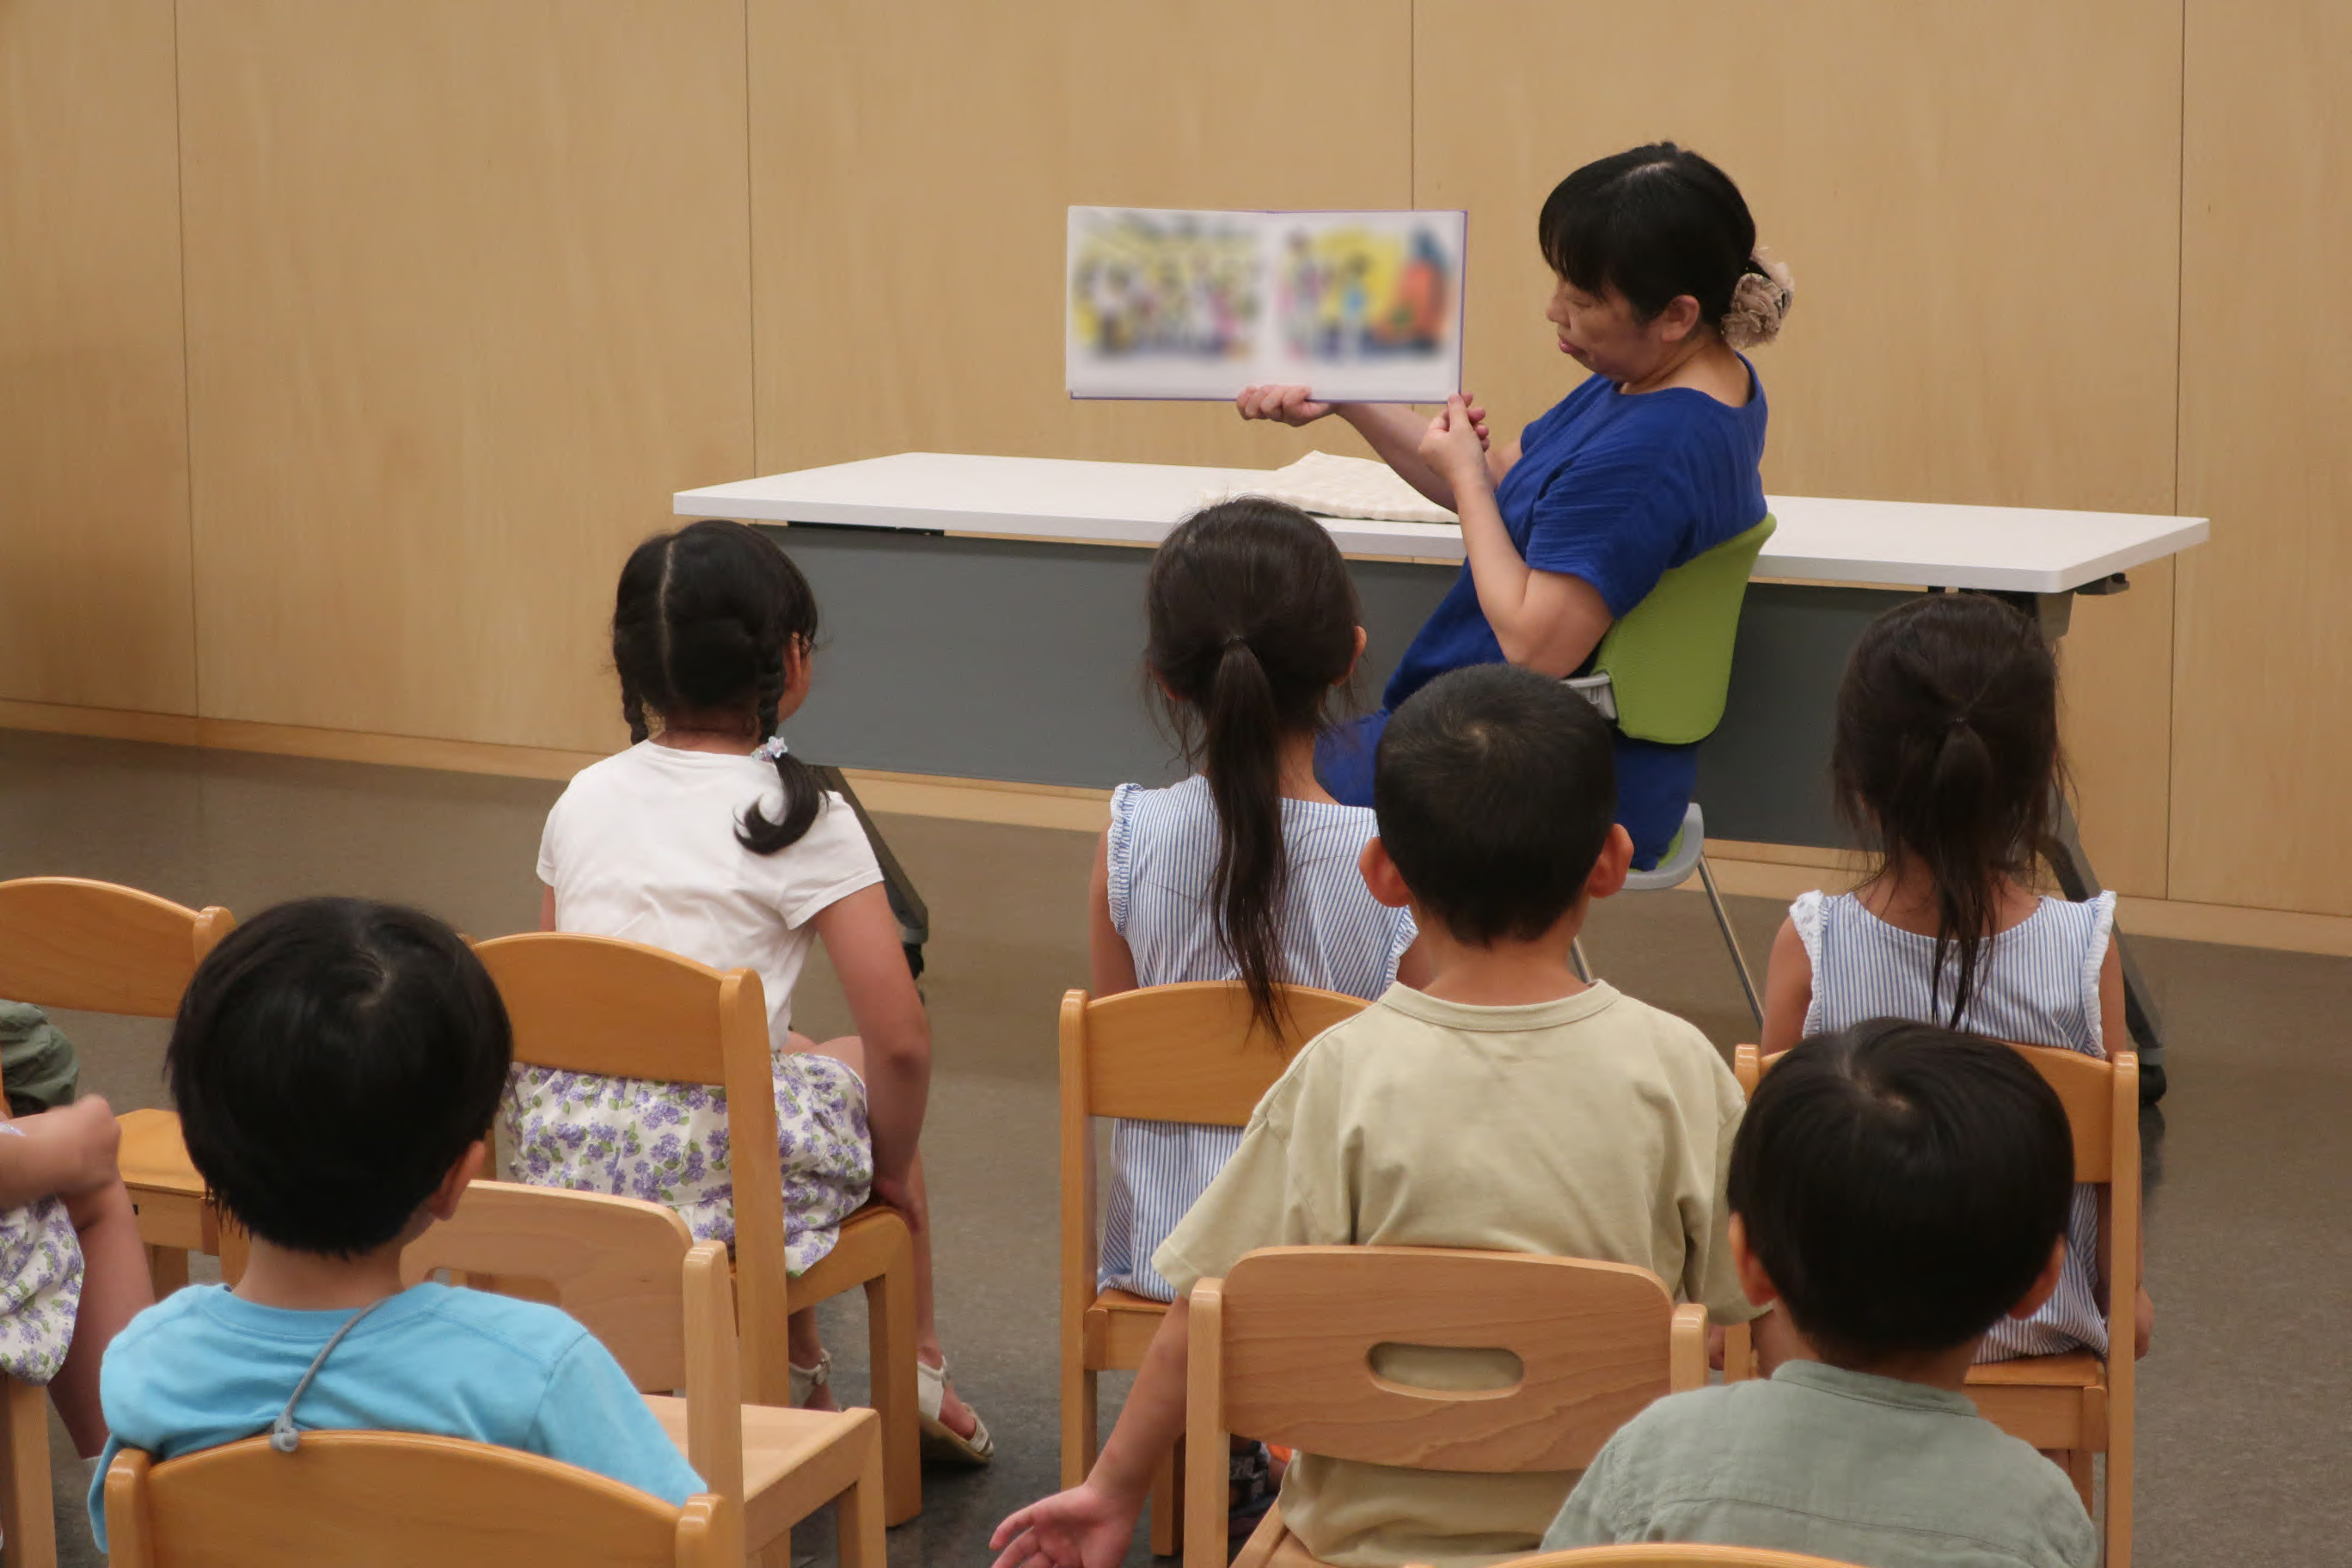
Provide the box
[1758,916,1812,1055]
[810,885,931,1192]
[1087,831,1139,997]
[0,1096,122,1210]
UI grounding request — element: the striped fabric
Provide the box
[1099,775,1415,1300]
[1794,888,2117,1360]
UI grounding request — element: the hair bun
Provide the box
[1722,248,1794,349]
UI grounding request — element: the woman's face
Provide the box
[1545,274,1694,384]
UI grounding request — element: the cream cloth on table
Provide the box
[1203,451,1459,524]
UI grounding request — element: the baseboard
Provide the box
[5,699,2349,957]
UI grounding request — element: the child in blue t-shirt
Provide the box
[89,898,699,1549]
[1240,142,1793,867]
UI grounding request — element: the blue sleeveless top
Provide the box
[1099,776,1415,1300]
[1794,889,2116,1359]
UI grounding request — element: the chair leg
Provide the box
[1,1375,57,1568]
[2064,1448,2095,1512]
[1148,1438,1184,1557]
[1570,938,1592,983]
[865,1242,922,1526]
[835,1424,888,1568]
[1062,1366,1097,1489]
[1697,855,1763,1027]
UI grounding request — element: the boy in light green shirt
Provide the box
[990,665,1758,1568]
[1543,1019,2099,1568]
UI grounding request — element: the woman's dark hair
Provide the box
[1727,1019,2075,1366]
[614,518,825,854]
[168,898,513,1257]
[1146,499,1361,1033]
[1374,665,1618,945]
[1538,143,1760,330]
[1832,593,2065,1026]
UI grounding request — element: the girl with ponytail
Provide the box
[1092,499,1423,1308]
[1761,591,2153,1366]
[511,519,990,1455]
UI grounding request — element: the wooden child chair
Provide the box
[0,1056,55,1568]
[1059,982,1366,1556]
[1481,1547,1869,1566]
[1183,1246,1709,1568]
[1730,1043,2139,1567]
[102,1430,739,1568]
[0,877,234,1295]
[402,1180,884,1568]
[473,932,922,1525]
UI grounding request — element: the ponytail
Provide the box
[1831,594,2064,1028]
[613,520,828,856]
[1199,637,1292,1034]
[1145,499,1362,1038]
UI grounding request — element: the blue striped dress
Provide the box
[1100,775,1417,1301]
[1793,888,2117,1360]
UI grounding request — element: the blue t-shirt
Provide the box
[89,1282,703,1548]
[1339,364,1767,867]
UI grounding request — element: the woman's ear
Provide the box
[1655,293,1703,344]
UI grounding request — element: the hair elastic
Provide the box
[752,732,791,763]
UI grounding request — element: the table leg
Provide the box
[2047,796,2167,1100]
[812,764,932,978]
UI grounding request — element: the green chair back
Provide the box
[1590,515,1776,745]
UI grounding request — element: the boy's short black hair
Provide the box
[168,897,512,1257]
[1372,664,1617,944]
[1728,1019,2075,1365]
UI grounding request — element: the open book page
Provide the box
[1066,207,1466,402]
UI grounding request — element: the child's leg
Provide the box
[789,1032,977,1441]
[52,1178,155,1457]
[787,1308,838,1412]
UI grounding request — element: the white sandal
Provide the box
[917,1357,994,1465]
[789,1350,832,1408]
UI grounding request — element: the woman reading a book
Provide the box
[1237,143,1791,869]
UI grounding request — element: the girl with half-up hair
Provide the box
[510,519,991,1458]
[1091,499,1423,1316]
[1760,591,2153,1368]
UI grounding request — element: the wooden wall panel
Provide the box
[1412,1,2184,895]
[0,1,194,713]
[2172,0,2352,913]
[747,1,1412,475]
[175,1,753,751]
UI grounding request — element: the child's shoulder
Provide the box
[406,1281,594,1369]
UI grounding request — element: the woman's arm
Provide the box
[1087,831,1140,997]
[808,884,932,1191]
[1759,917,1813,1055]
[1419,399,1613,675]
[1234,386,1500,511]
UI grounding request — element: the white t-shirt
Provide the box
[536,743,883,1043]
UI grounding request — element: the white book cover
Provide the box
[1066,206,1467,403]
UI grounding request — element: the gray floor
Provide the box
[3,729,2344,1566]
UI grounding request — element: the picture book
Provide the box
[1066,206,1467,403]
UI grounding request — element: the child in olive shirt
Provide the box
[1544,1019,2098,1568]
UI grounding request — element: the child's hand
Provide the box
[989,1479,1144,1568]
[1235,384,1332,426]
[2134,1284,2154,1359]
[1418,395,1489,485]
[20,1096,123,1197]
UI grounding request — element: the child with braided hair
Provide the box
[507,518,989,1457]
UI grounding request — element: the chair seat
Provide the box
[118,1108,213,1253]
[1965,1351,2107,1451]
[644,1393,874,1548]
[788,1203,907,1308]
[1084,1287,1168,1369]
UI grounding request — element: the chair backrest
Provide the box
[1060,982,1366,1318]
[1488,1546,1872,1566]
[1591,515,1775,745]
[472,933,789,1409]
[102,1432,737,1568]
[0,876,234,1015]
[1189,1246,1704,1475]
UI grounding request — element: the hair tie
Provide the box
[1222,633,1250,650]
[752,732,790,763]
[1722,248,1794,350]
